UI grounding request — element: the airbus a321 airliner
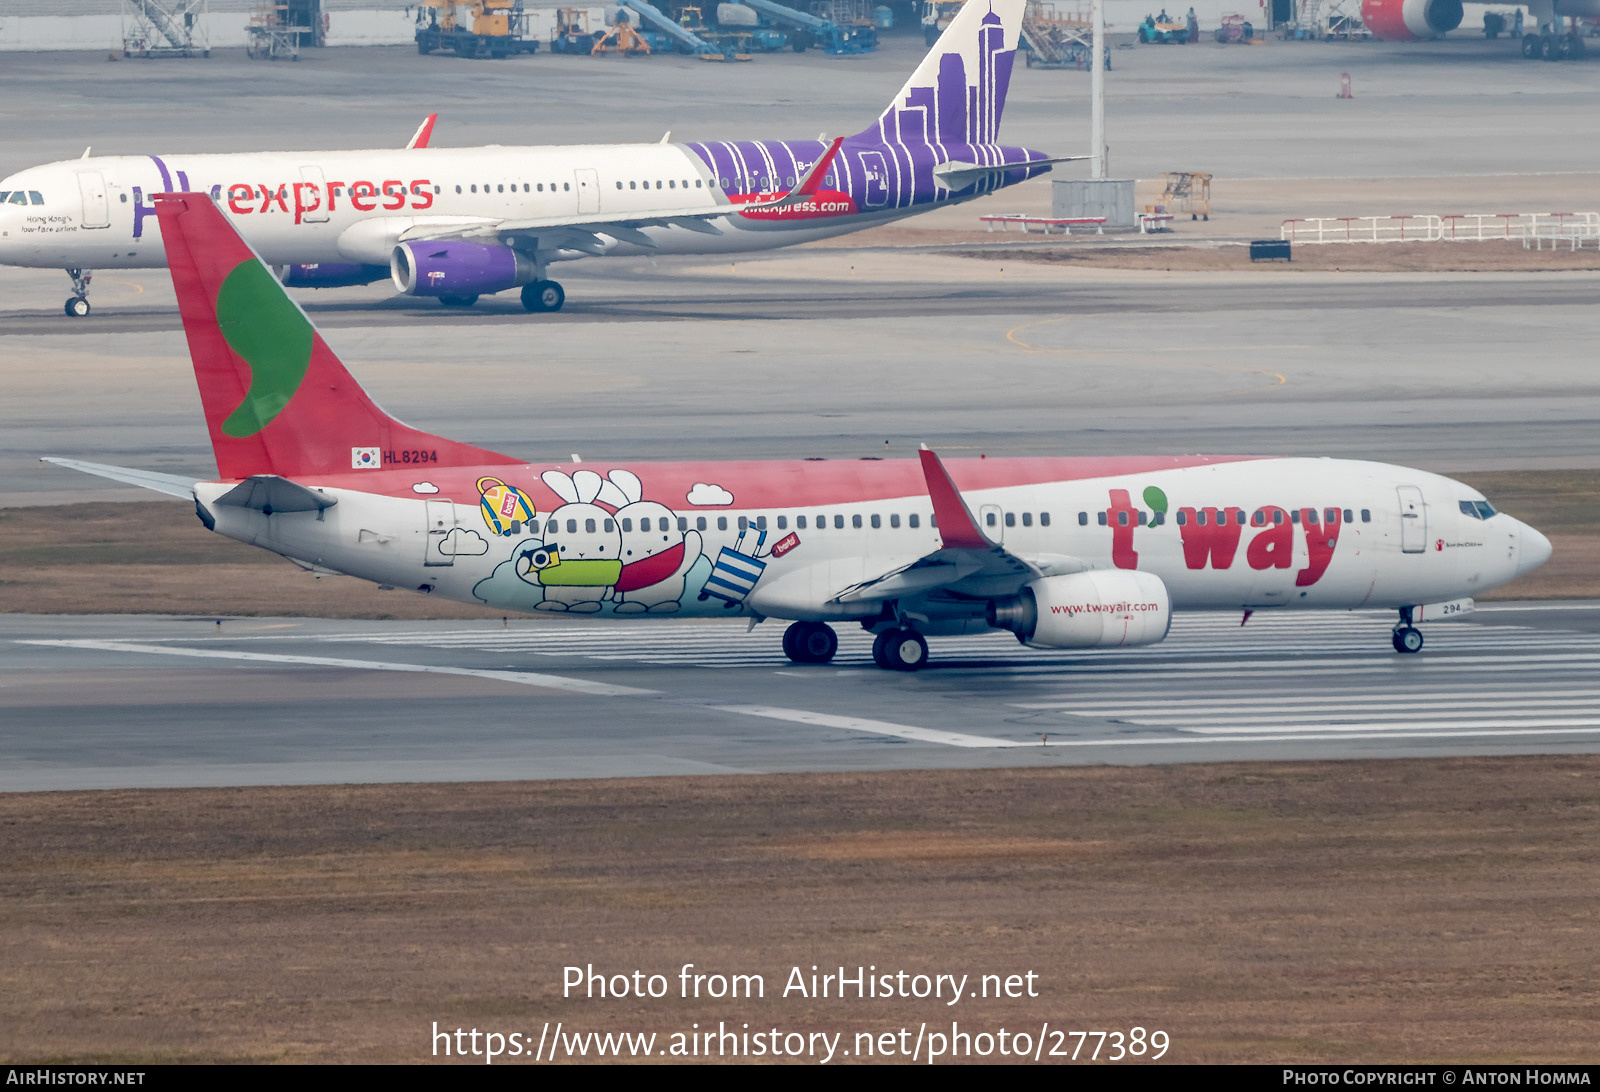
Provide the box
[45,192,1552,671]
[0,0,1067,319]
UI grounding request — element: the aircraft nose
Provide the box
[1516,521,1553,577]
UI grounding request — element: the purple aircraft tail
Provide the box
[856,0,1023,147]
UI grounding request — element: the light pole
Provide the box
[1091,0,1106,178]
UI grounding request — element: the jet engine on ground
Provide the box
[1361,0,1463,39]
[987,570,1172,649]
[390,241,537,298]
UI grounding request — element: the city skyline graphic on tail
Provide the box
[42,189,1552,672]
[0,0,1055,318]
[687,1,1039,217]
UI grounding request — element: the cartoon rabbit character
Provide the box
[602,469,703,613]
[531,469,624,612]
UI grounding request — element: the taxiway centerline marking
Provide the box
[16,640,656,698]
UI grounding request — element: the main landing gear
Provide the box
[1523,31,1585,60]
[779,620,933,671]
[1392,606,1424,654]
[782,621,838,664]
[64,268,92,318]
[521,279,565,312]
[872,627,929,672]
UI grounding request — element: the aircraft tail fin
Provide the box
[858,0,1024,147]
[152,192,518,481]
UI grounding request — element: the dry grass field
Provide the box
[1,760,1596,1064]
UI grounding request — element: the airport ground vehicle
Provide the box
[45,191,1552,672]
[414,0,539,58]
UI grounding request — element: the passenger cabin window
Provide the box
[777,516,788,530]
[909,514,920,528]
[797,516,807,529]
[870,514,880,529]
[1361,509,1371,522]
[852,514,863,529]
[834,515,844,529]
[717,517,728,531]
[1004,512,1015,528]
[889,514,900,528]
[738,516,748,531]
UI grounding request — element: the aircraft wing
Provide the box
[826,449,1084,608]
[40,457,198,499]
[399,137,847,251]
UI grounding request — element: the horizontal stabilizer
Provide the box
[215,475,337,514]
[40,457,197,499]
[933,154,1089,190]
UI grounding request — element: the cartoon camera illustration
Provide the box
[515,542,562,579]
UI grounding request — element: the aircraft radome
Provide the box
[43,192,1552,671]
[0,0,1075,319]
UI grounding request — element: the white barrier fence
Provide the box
[1280,212,1600,249]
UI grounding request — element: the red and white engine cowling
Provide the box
[390,241,538,298]
[1361,0,1463,39]
[987,570,1172,650]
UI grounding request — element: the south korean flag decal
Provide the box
[351,446,381,469]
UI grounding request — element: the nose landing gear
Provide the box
[64,268,92,318]
[1392,606,1424,654]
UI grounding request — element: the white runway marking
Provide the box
[17,640,656,698]
[717,705,1026,749]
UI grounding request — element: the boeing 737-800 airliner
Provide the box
[44,192,1552,671]
[0,0,1065,319]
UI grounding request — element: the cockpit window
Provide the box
[0,192,8,203]
[1459,500,1499,520]
[1475,500,1497,519]
[28,191,43,205]
[7,192,27,205]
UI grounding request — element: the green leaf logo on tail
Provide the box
[215,259,314,438]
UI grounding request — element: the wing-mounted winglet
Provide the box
[919,447,994,550]
[744,136,844,212]
[407,114,438,150]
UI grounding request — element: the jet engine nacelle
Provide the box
[1361,0,1463,39]
[987,570,1172,649]
[282,262,389,289]
[390,241,537,297]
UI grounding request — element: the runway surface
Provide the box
[5,602,1598,791]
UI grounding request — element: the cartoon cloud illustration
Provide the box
[687,482,734,506]
[437,528,489,557]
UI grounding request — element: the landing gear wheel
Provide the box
[784,621,837,664]
[438,294,479,307]
[1541,33,1560,59]
[873,628,928,672]
[64,297,90,318]
[520,280,565,312]
[1522,32,1541,56]
[1392,626,1424,654]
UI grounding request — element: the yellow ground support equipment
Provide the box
[592,19,652,54]
[1159,172,1212,221]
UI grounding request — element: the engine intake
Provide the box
[988,570,1172,649]
[391,241,537,298]
[1361,0,1462,40]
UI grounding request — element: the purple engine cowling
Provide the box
[282,263,389,289]
[391,241,537,298]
